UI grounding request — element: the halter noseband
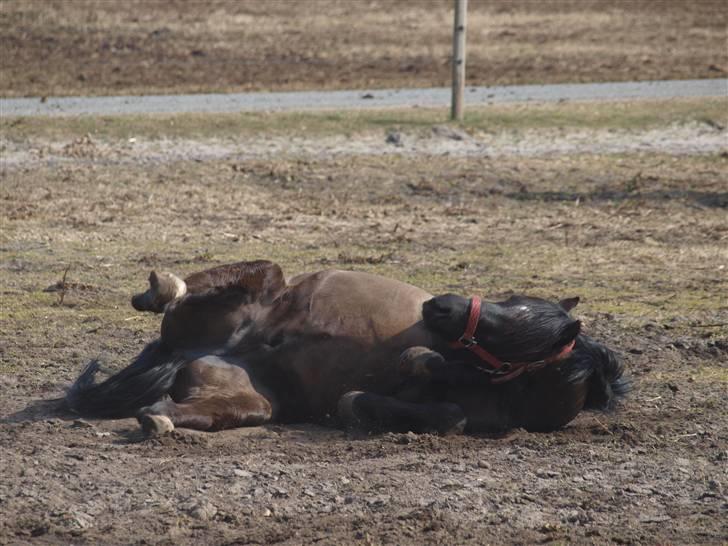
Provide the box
[449,296,576,384]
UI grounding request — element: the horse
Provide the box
[66,260,629,437]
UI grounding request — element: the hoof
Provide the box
[433,403,467,436]
[399,346,444,377]
[131,271,187,313]
[131,292,152,312]
[337,391,368,430]
[138,414,175,438]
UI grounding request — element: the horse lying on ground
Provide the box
[66,260,629,437]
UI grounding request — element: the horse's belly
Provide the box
[272,270,437,419]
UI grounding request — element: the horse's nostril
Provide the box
[425,299,443,311]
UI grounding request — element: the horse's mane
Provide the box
[563,335,630,411]
[183,260,286,304]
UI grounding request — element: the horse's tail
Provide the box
[65,339,188,418]
[568,335,631,412]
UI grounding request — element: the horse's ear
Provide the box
[559,296,580,312]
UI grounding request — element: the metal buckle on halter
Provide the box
[527,359,548,371]
[498,362,513,373]
[458,335,478,348]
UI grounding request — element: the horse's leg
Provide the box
[136,356,274,436]
[399,346,490,388]
[131,271,187,313]
[336,346,494,434]
[137,395,272,436]
[132,260,286,313]
[337,391,467,435]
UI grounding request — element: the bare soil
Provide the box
[1,99,727,544]
[1,0,726,98]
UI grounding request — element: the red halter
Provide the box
[449,296,576,384]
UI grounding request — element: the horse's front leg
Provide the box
[399,346,490,388]
[398,346,450,380]
[131,260,286,313]
[337,391,466,435]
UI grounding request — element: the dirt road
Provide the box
[3,79,726,117]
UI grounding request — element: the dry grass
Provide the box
[2,97,726,142]
[2,149,726,373]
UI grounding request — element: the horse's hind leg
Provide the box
[136,356,274,436]
[137,394,272,436]
[338,391,467,435]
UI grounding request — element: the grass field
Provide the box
[1,0,726,97]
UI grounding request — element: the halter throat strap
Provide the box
[449,296,576,384]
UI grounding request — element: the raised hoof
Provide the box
[131,292,153,312]
[131,271,187,313]
[138,414,175,438]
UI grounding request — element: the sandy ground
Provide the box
[1,0,726,97]
[1,99,727,544]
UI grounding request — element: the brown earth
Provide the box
[1,100,727,544]
[1,0,726,98]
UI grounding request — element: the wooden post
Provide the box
[451,0,467,121]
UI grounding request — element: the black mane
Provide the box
[562,334,631,411]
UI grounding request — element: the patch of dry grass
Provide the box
[1,0,725,97]
[2,98,726,142]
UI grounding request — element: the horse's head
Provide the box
[423,293,581,364]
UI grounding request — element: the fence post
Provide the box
[451,0,468,121]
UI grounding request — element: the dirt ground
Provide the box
[1,0,726,98]
[1,98,727,544]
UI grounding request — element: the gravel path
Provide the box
[2,79,726,117]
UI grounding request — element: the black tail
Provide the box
[566,335,631,412]
[65,339,188,418]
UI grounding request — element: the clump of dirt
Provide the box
[61,135,99,158]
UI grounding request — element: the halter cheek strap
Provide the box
[449,296,576,384]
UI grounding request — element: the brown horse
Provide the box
[66,260,628,437]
